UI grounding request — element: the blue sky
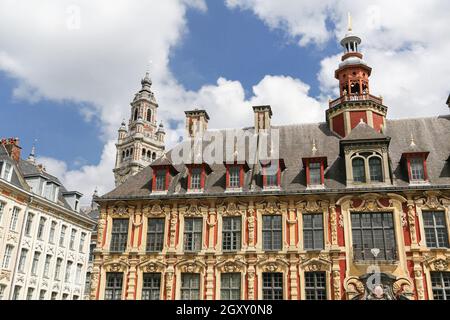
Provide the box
[0,1,448,201]
[1,1,339,171]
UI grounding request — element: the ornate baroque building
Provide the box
[0,139,96,300]
[90,24,450,300]
[113,73,166,186]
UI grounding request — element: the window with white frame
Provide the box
[154,169,166,191]
[180,273,200,300]
[24,212,34,236]
[423,211,449,248]
[18,248,28,273]
[79,232,86,252]
[142,273,161,300]
[43,254,52,278]
[350,152,385,184]
[262,272,283,300]
[410,157,425,181]
[352,158,366,183]
[431,272,450,300]
[31,252,41,275]
[65,261,73,282]
[37,217,46,240]
[59,225,67,247]
[369,157,383,182]
[190,167,202,190]
[44,182,59,202]
[305,272,327,300]
[54,258,62,280]
[221,273,241,300]
[10,207,20,231]
[228,166,241,188]
[0,201,5,223]
[75,263,82,284]
[0,161,13,182]
[309,162,322,185]
[49,221,57,243]
[70,229,77,250]
[110,219,129,253]
[2,245,13,269]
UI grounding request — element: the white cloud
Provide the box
[226,0,450,118]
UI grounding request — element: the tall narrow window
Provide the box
[431,272,450,300]
[142,273,161,300]
[70,229,77,250]
[351,213,396,261]
[65,261,73,282]
[190,167,202,190]
[262,215,282,251]
[423,211,449,248]
[229,166,241,188]
[10,207,20,231]
[43,255,52,278]
[2,245,13,269]
[105,273,123,300]
[222,217,241,252]
[305,272,327,300]
[85,272,91,295]
[54,258,62,280]
[303,214,324,250]
[79,232,86,252]
[26,288,34,300]
[0,202,5,223]
[31,252,41,275]
[410,157,425,181]
[155,169,166,191]
[12,286,21,300]
[184,218,203,252]
[51,292,58,300]
[110,219,129,253]
[309,162,322,185]
[59,225,67,247]
[369,157,383,182]
[146,109,152,122]
[221,273,241,300]
[352,158,366,183]
[76,264,82,284]
[262,273,283,300]
[37,217,46,240]
[18,248,28,273]
[180,273,200,300]
[39,290,46,300]
[146,218,165,252]
[1,162,12,181]
[25,213,34,236]
[0,285,5,300]
[49,221,57,243]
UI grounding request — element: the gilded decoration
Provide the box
[181,202,208,217]
[414,191,450,210]
[216,259,246,273]
[177,259,206,273]
[112,201,135,217]
[103,257,130,272]
[143,202,169,217]
[217,200,246,216]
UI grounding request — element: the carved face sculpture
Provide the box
[373,285,384,299]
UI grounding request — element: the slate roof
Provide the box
[101,115,450,200]
[342,122,389,141]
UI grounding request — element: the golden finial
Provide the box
[312,139,318,155]
[410,133,416,148]
[348,12,353,32]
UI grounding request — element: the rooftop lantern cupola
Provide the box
[326,13,388,138]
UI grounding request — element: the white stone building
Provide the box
[0,138,96,300]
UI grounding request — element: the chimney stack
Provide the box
[185,109,210,139]
[253,105,272,132]
[1,138,21,162]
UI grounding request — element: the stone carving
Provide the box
[0,270,11,281]
[247,208,256,247]
[329,205,338,245]
[169,211,178,248]
[183,202,206,217]
[350,273,410,300]
[247,269,255,300]
[415,191,450,210]
[165,272,174,300]
[7,232,18,243]
[433,259,448,271]
[220,261,242,273]
[407,202,418,244]
[333,270,341,300]
[113,203,130,216]
[351,195,392,212]
[218,201,245,216]
[414,268,425,300]
[264,263,278,272]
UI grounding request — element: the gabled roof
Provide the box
[342,121,389,142]
[100,115,450,200]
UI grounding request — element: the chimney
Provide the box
[1,138,21,162]
[185,109,210,139]
[253,105,272,132]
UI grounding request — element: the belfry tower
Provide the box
[326,14,388,137]
[113,73,166,186]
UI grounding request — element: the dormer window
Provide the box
[410,157,425,181]
[154,169,167,191]
[190,167,202,189]
[224,162,249,191]
[302,157,327,188]
[401,151,429,184]
[0,161,13,182]
[44,182,59,202]
[352,158,366,183]
[349,153,385,185]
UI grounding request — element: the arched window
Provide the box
[147,151,151,159]
[134,109,138,121]
[152,153,156,160]
[352,158,366,183]
[369,157,383,182]
[122,151,125,160]
[146,109,152,122]
[126,150,130,157]
[142,149,146,157]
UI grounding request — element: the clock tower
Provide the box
[113,73,166,186]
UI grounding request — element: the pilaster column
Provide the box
[207,206,217,253]
[407,200,419,248]
[247,265,256,300]
[289,256,299,300]
[165,265,175,300]
[205,257,215,300]
[329,204,339,249]
[168,205,178,253]
[287,201,298,251]
[413,262,425,300]
[247,203,256,252]
[126,259,139,300]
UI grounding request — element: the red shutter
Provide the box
[320,160,325,185]
[423,156,429,181]
[305,160,310,185]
